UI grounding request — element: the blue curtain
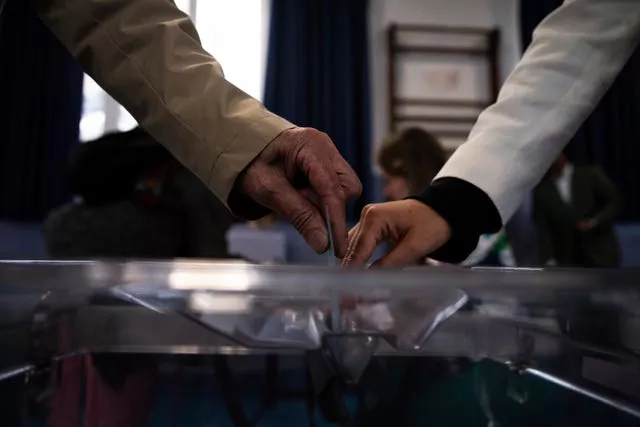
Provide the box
[0,0,83,221]
[264,0,373,221]
[521,0,640,221]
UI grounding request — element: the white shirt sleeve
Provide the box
[435,0,640,225]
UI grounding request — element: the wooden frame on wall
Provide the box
[387,24,501,153]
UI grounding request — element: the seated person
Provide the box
[377,127,515,267]
[44,127,235,259]
[43,128,237,427]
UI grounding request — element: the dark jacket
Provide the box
[44,129,235,259]
[533,165,621,268]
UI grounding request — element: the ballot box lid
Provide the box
[0,259,638,357]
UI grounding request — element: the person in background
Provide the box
[44,128,238,427]
[533,152,621,268]
[10,0,361,257]
[377,127,515,267]
[377,127,447,202]
[44,127,236,259]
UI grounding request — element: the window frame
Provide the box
[79,1,199,142]
[79,0,269,142]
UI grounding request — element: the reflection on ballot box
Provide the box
[1,261,640,426]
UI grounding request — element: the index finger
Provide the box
[331,158,363,254]
[303,137,361,257]
[325,196,349,257]
[304,161,349,257]
[343,218,383,267]
[332,154,363,201]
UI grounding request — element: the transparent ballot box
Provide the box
[1,260,640,426]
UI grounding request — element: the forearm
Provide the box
[30,0,293,206]
[415,0,640,261]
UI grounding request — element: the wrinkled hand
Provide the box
[342,200,451,267]
[233,127,362,256]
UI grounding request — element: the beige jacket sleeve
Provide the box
[30,0,294,208]
[435,0,640,224]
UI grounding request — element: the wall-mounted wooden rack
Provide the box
[387,24,501,152]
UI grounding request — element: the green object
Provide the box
[492,233,510,253]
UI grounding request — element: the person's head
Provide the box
[377,127,447,201]
[68,127,175,206]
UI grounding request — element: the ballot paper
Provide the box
[324,206,341,334]
[324,205,338,268]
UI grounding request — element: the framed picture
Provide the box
[388,24,500,153]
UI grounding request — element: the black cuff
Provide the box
[408,177,502,263]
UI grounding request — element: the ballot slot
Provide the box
[323,205,341,336]
[111,282,470,351]
[6,261,640,357]
[110,258,472,382]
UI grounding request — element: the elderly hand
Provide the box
[231,127,362,257]
[342,199,451,267]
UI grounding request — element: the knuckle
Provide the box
[242,168,266,194]
[361,203,381,221]
[352,179,363,197]
[263,185,279,204]
[290,208,316,231]
[331,182,345,199]
[251,173,286,208]
[310,130,335,150]
[299,127,328,143]
[361,203,374,218]
[298,149,317,169]
[320,132,333,146]
[367,204,382,219]
[405,238,426,257]
[311,128,330,140]
[256,174,276,197]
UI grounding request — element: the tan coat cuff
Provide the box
[208,113,294,206]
